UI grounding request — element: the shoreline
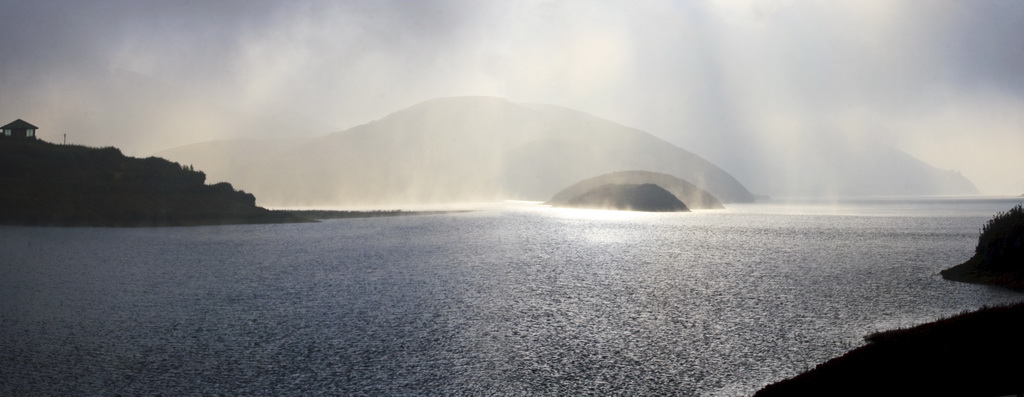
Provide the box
[940,257,1024,292]
[0,209,476,227]
[753,300,1024,396]
[280,209,475,220]
[755,264,1024,395]
[756,201,1024,396]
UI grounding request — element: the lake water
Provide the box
[2,198,1022,396]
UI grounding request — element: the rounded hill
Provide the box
[548,170,725,209]
[557,183,689,212]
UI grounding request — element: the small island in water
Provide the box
[0,139,308,226]
[755,203,1024,396]
[547,170,725,209]
[553,183,689,212]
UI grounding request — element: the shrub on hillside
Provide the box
[974,204,1024,271]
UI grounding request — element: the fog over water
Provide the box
[1,1,1022,196]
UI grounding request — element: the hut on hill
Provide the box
[1,119,38,139]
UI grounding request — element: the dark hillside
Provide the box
[754,302,1024,396]
[558,183,689,212]
[942,204,1024,290]
[0,139,306,226]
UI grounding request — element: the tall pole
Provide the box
[63,133,66,145]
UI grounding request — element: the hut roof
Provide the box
[1,119,38,129]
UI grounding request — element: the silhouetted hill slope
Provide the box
[0,140,306,226]
[942,204,1024,290]
[754,302,1024,396]
[557,183,689,212]
[158,96,755,207]
[548,170,724,209]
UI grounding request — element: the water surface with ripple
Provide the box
[2,198,1022,395]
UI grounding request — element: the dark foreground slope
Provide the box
[0,139,307,226]
[754,303,1024,396]
[757,205,1024,396]
[557,183,689,212]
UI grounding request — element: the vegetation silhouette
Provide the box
[941,203,1024,290]
[556,183,689,212]
[0,139,308,226]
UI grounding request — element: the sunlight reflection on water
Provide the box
[1,197,1022,395]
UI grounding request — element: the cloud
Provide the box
[1,0,1022,193]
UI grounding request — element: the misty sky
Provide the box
[2,0,1022,194]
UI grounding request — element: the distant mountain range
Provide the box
[159,96,755,207]
[158,96,978,208]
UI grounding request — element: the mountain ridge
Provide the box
[157,96,980,207]
[159,96,755,207]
